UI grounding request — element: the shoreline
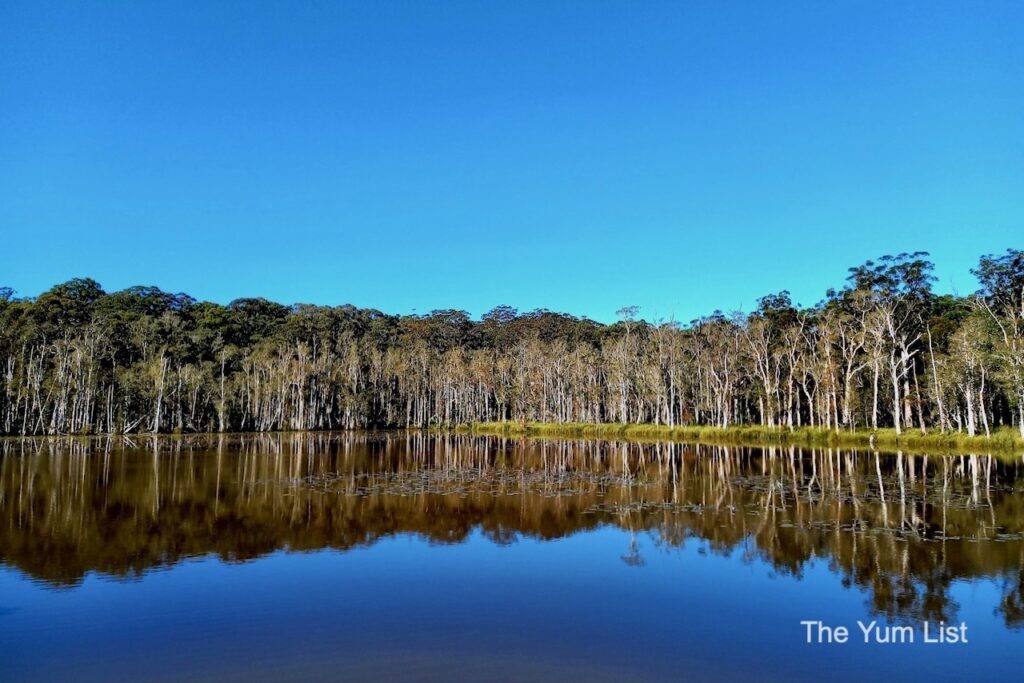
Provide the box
[2,423,1022,456]
[435,422,1024,455]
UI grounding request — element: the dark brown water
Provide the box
[1,433,1023,681]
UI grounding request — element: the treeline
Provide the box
[0,249,1022,436]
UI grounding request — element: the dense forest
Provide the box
[0,249,1021,437]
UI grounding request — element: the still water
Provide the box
[1,433,1023,681]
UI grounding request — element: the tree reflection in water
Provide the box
[1,433,1023,627]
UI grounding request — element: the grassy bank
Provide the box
[438,421,1024,454]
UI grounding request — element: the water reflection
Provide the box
[2,433,1023,627]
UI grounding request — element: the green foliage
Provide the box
[1,247,1023,440]
[973,248,1024,308]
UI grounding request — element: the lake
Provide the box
[1,433,1023,681]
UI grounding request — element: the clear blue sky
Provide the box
[1,1,1021,322]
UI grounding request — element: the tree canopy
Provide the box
[1,247,1022,437]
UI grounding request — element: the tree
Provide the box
[0,248,1021,437]
[973,249,1024,437]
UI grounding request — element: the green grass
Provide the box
[436,421,1024,455]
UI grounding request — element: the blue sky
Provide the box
[1,1,1021,323]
